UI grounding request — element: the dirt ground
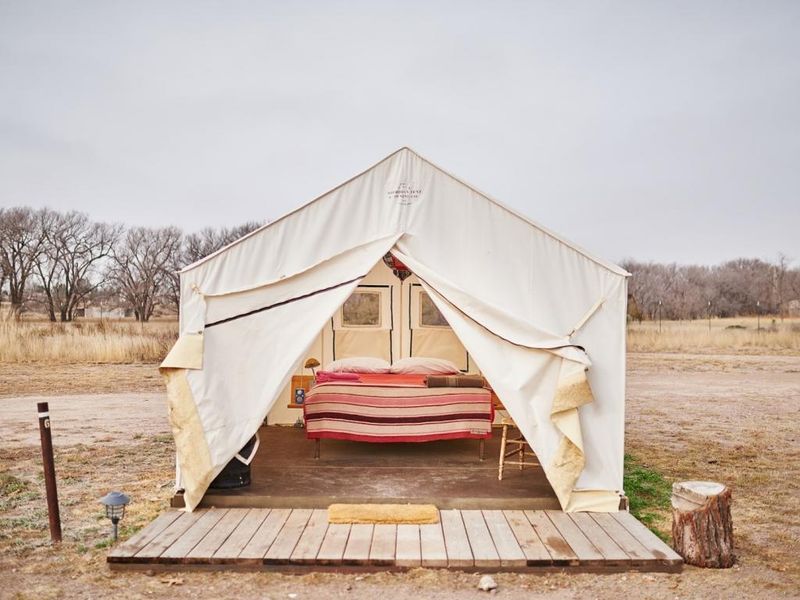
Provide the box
[1,353,799,599]
[0,363,164,397]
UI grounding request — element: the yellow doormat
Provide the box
[328,503,439,524]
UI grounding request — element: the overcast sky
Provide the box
[1,1,798,265]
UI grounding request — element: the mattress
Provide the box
[303,373,493,443]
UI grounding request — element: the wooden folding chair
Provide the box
[497,411,538,480]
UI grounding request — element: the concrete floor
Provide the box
[174,425,560,510]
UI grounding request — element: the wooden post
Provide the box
[671,481,733,568]
[37,402,62,543]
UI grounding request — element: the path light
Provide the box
[99,491,130,541]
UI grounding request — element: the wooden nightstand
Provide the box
[287,375,314,408]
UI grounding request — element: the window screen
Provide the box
[341,291,381,327]
[420,292,449,327]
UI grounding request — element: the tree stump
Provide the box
[671,481,734,568]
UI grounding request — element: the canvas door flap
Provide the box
[160,333,204,370]
[198,233,403,299]
[175,235,402,512]
[184,278,363,511]
[409,270,611,512]
[390,248,589,365]
[203,234,402,326]
[162,368,214,511]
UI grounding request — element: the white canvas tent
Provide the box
[161,147,630,513]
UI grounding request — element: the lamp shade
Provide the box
[99,491,130,520]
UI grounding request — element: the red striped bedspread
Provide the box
[303,373,493,443]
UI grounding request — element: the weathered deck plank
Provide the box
[569,512,629,564]
[161,509,227,559]
[482,510,526,567]
[590,512,653,563]
[440,509,473,567]
[108,510,182,559]
[135,510,203,559]
[524,510,578,565]
[612,511,683,566]
[503,510,551,564]
[290,509,329,564]
[316,523,351,565]
[461,510,500,567]
[395,524,421,567]
[546,510,604,565]
[369,524,397,565]
[265,509,313,563]
[419,522,448,567]
[213,508,271,560]
[239,508,291,560]
[343,524,373,565]
[188,509,246,559]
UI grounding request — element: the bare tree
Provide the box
[109,226,183,322]
[623,255,799,321]
[621,260,679,319]
[0,207,46,320]
[34,211,121,322]
[771,254,791,320]
[183,221,262,264]
[34,209,68,322]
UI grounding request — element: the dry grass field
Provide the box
[2,316,798,364]
[0,319,177,364]
[0,318,798,599]
[627,316,800,354]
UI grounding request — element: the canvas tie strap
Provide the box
[234,433,260,465]
[567,297,605,339]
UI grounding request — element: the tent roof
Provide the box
[181,147,630,278]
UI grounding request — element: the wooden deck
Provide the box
[108,508,682,573]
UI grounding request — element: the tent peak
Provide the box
[181,146,630,279]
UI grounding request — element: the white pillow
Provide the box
[390,357,460,375]
[324,357,391,374]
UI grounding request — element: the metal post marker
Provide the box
[37,401,62,543]
[757,300,761,332]
[658,299,662,333]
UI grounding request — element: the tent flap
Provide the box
[161,368,214,511]
[160,333,204,370]
[395,249,617,512]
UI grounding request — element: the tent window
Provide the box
[419,292,449,328]
[341,291,382,327]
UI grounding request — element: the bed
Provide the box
[303,373,493,458]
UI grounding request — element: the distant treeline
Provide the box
[621,258,800,321]
[2,205,798,323]
[0,206,261,322]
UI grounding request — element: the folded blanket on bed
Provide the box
[315,371,361,383]
[426,374,486,388]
